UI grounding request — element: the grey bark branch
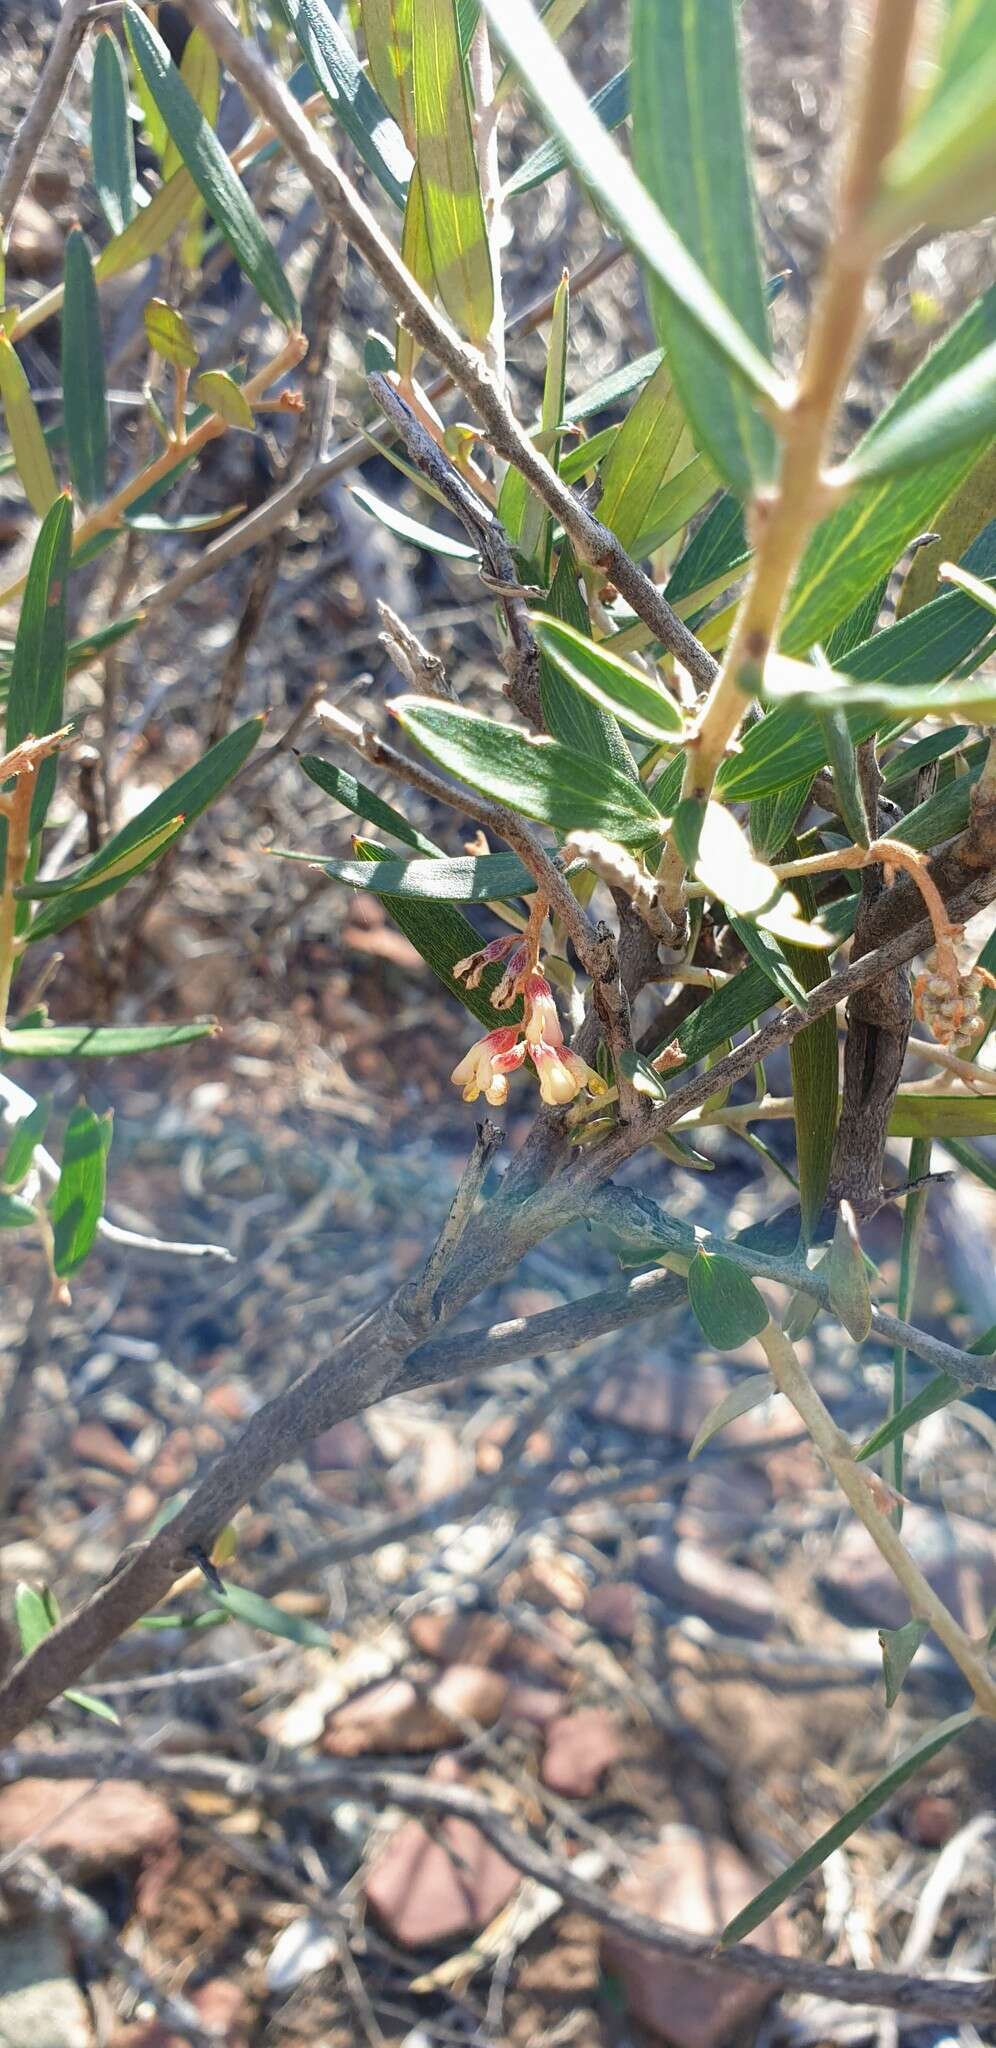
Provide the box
[0,0,92,227]
[2,1744,994,2025]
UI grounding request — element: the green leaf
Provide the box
[783,876,839,1243]
[888,1093,996,1138]
[836,340,996,490]
[719,1711,975,1946]
[207,1580,332,1648]
[857,1372,963,1465]
[564,347,663,426]
[828,1203,872,1343]
[630,454,719,564]
[748,781,811,862]
[162,28,220,264]
[1,1097,50,1186]
[412,0,494,347]
[630,0,775,493]
[0,338,59,517]
[532,614,683,744]
[277,847,538,901]
[95,166,200,287]
[688,1371,775,1458]
[91,30,138,235]
[123,4,299,328]
[299,754,443,854]
[353,838,521,1029]
[879,1618,929,1709]
[274,0,412,208]
[0,1189,39,1228]
[28,717,264,942]
[481,0,786,431]
[519,268,569,574]
[144,296,199,369]
[874,32,996,237]
[14,1583,120,1722]
[49,1104,113,1277]
[889,1135,931,1506]
[3,1020,214,1057]
[596,357,686,555]
[537,547,633,773]
[817,705,871,849]
[395,696,662,842]
[193,369,255,429]
[61,232,107,507]
[5,492,72,849]
[396,166,434,380]
[18,815,185,898]
[784,282,996,654]
[504,68,629,199]
[938,555,996,618]
[664,490,748,611]
[360,0,416,140]
[350,479,477,559]
[687,1249,769,1350]
[727,915,807,1012]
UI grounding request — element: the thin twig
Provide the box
[0,0,93,228]
[407,1119,504,1319]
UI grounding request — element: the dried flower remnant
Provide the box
[913,946,996,1047]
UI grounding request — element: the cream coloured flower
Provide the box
[522,972,564,1048]
[528,1038,605,1105]
[450,1027,526,1104]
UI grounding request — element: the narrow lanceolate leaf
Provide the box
[1,1097,50,1187]
[123,5,299,328]
[481,0,786,428]
[719,1711,975,1946]
[95,167,200,287]
[0,339,59,517]
[361,0,416,140]
[276,848,537,902]
[857,1373,963,1465]
[14,1583,120,1723]
[208,1581,332,1648]
[537,548,634,775]
[630,0,775,493]
[411,0,493,346]
[596,356,686,555]
[889,1135,931,1508]
[3,1021,214,1058]
[835,339,996,490]
[519,269,569,573]
[28,717,264,942]
[91,30,138,234]
[162,28,220,183]
[50,1103,113,1278]
[879,1619,929,1710]
[874,33,996,237]
[5,492,72,847]
[783,278,996,654]
[276,0,412,207]
[17,815,184,898]
[504,68,628,199]
[687,1250,769,1351]
[688,1372,775,1459]
[62,232,108,506]
[350,480,477,559]
[354,839,521,1030]
[783,877,838,1243]
[630,454,718,564]
[665,491,749,611]
[299,755,443,854]
[397,167,434,379]
[394,696,662,842]
[888,1093,996,1139]
[533,615,683,744]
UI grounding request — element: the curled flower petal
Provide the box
[492,942,530,1009]
[522,973,564,1048]
[562,1048,609,1095]
[529,1038,584,1105]
[451,1026,523,1103]
[453,934,520,990]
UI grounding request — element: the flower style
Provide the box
[451,950,606,1111]
[450,1026,526,1106]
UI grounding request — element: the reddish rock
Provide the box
[585,1581,644,1642]
[602,1829,796,2048]
[309,1419,374,1471]
[322,1664,506,1756]
[0,1779,177,1876]
[541,1709,622,1797]
[430,1663,507,1729]
[592,1363,785,1449]
[513,1552,588,1613]
[202,1382,250,1424]
[364,1763,518,1947]
[505,1680,568,1728]
[409,1607,511,1667]
[906,1793,959,1848]
[637,1538,781,1638]
[71,1421,137,1478]
[675,1469,770,1546]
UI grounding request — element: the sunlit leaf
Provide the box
[50,1104,113,1278]
[0,338,59,517]
[412,0,494,346]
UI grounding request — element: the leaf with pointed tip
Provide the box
[879,1619,930,1710]
[687,1249,769,1350]
[596,356,686,555]
[532,614,683,744]
[0,1189,38,1227]
[519,270,569,574]
[828,1204,872,1343]
[276,847,538,902]
[50,1104,113,1277]
[630,0,775,492]
[3,1021,214,1057]
[0,338,59,517]
[395,696,662,842]
[299,755,442,854]
[353,839,521,1029]
[61,233,108,506]
[720,1711,975,1946]
[836,340,996,490]
[123,4,299,327]
[1,1097,51,1186]
[360,0,416,139]
[208,1581,332,1648]
[95,166,199,286]
[4,492,72,852]
[688,1372,775,1459]
[537,547,632,773]
[91,30,138,234]
[144,296,199,370]
[505,68,629,198]
[350,480,477,560]
[18,815,184,898]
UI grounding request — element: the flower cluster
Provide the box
[449,937,607,1109]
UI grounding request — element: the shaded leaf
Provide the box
[50,1104,113,1277]
[277,847,538,901]
[4,492,72,847]
[299,754,442,854]
[95,166,200,286]
[353,838,521,1029]
[61,233,108,506]
[879,1619,929,1710]
[208,1580,332,1648]
[275,0,412,207]
[828,1202,872,1343]
[504,68,629,198]
[687,1249,769,1350]
[91,29,138,235]
[597,356,686,555]
[350,480,477,559]
[0,1189,38,1227]
[3,1020,214,1057]
[688,1372,774,1459]
[1,1097,51,1187]
[519,268,569,573]
[537,547,633,773]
